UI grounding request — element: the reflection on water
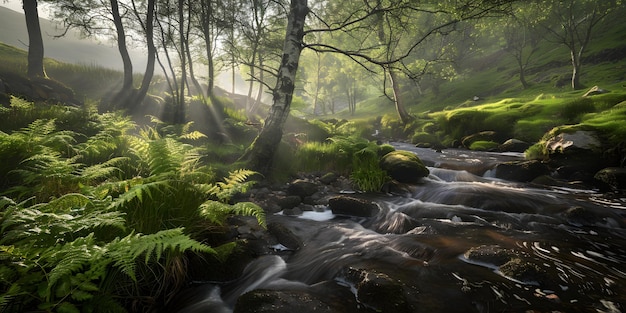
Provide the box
[176,146,626,313]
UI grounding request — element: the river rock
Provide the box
[336,267,413,313]
[461,131,499,149]
[233,289,333,313]
[287,179,318,198]
[328,195,378,217]
[563,206,601,226]
[233,281,360,313]
[499,258,548,285]
[380,150,429,184]
[267,223,302,250]
[594,167,626,190]
[499,139,531,153]
[463,245,516,266]
[319,172,338,184]
[545,130,602,154]
[494,160,550,182]
[276,195,302,210]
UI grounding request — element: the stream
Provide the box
[176,144,626,313]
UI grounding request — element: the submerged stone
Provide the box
[267,222,302,251]
[499,258,548,285]
[494,160,550,182]
[463,245,516,266]
[337,267,413,313]
[594,167,626,190]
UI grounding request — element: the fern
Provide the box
[200,169,257,203]
[199,200,266,228]
[106,228,215,281]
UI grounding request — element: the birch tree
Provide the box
[239,0,308,173]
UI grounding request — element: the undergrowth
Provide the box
[0,99,265,313]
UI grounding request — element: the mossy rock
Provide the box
[469,140,500,151]
[594,167,626,190]
[499,258,548,285]
[380,150,429,184]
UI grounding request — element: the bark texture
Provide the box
[240,0,309,174]
[23,0,46,78]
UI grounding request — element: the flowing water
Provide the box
[176,144,626,313]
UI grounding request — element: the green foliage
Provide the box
[293,136,390,192]
[350,146,390,192]
[411,132,439,146]
[468,140,500,151]
[0,98,266,312]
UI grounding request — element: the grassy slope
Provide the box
[330,11,626,148]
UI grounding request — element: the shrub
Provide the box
[350,146,390,192]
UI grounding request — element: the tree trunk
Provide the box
[313,53,321,115]
[517,58,529,89]
[387,68,413,124]
[23,0,46,78]
[571,50,582,90]
[251,56,264,116]
[200,0,215,98]
[240,0,308,175]
[110,0,133,94]
[133,0,156,106]
[175,0,187,123]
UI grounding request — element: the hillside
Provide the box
[0,6,148,72]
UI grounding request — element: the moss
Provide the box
[411,132,439,146]
[469,140,500,151]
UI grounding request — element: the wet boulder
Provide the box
[494,160,550,182]
[287,179,318,199]
[328,196,378,217]
[545,130,602,155]
[267,222,302,251]
[463,245,516,266]
[594,167,626,191]
[319,172,338,185]
[234,290,333,313]
[336,267,413,313]
[276,195,302,210]
[563,206,602,226]
[380,150,429,184]
[499,258,549,286]
[499,138,531,153]
[233,282,360,313]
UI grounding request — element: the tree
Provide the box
[242,0,516,174]
[540,0,620,90]
[239,0,309,173]
[52,0,157,108]
[23,0,46,78]
[305,0,516,124]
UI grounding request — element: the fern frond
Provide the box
[46,233,97,290]
[106,228,215,280]
[180,131,207,140]
[230,202,266,228]
[44,193,92,213]
[204,169,257,202]
[78,157,127,182]
[108,180,173,211]
[199,200,265,228]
